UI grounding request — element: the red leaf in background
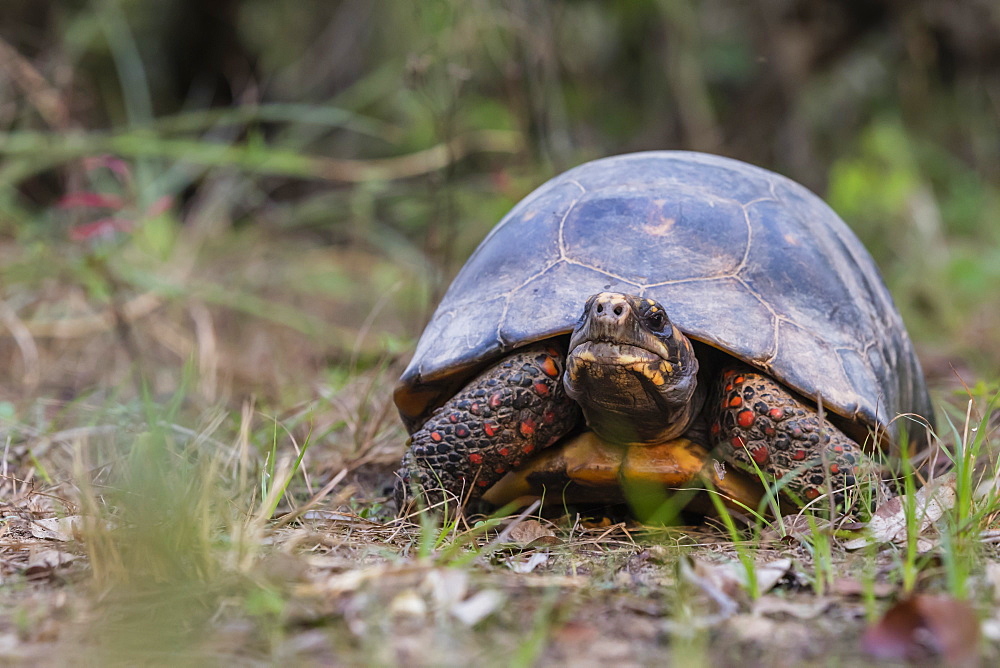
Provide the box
[491,169,512,194]
[82,155,132,184]
[57,192,125,210]
[68,218,133,242]
[862,594,980,665]
[145,194,174,218]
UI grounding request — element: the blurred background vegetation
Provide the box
[1,0,998,407]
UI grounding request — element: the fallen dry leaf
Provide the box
[760,515,832,544]
[692,557,792,598]
[830,576,896,598]
[506,519,560,547]
[449,590,504,627]
[423,568,468,609]
[844,474,956,551]
[754,558,794,595]
[753,595,831,620]
[24,548,78,580]
[862,594,981,665]
[388,589,427,619]
[689,557,743,605]
[27,516,82,542]
[506,551,549,574]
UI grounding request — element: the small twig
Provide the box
[272,468,349,529]
[475,500,543,563]
[591,522,630,546]
[0,129,523,184]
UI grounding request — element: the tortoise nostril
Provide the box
[613,305,623,316]
[596,303,604,314]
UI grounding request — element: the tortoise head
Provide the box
[563,292,701,446]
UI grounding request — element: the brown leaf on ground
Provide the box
[754,558,794,595]
[752,595,831,620]
[759,515,832,544]
[27,517,82,542]
[679,556,791,625]
[862,594,981,665]
[691,557,792,599]
[506,519,560,548]
[844,474,957,551]
[24,548,77,580]
[688,557,743,606]
[830,577,896,598]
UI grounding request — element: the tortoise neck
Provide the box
[578,381,704,446]
[563,343,702,446]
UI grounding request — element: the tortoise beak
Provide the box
[569,292,670,359]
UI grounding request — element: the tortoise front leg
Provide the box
[395,344,580,512]
[709,365,870,509]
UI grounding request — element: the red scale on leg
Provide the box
[539,356,560,378]
[395,343,580,509]
[708,364,868,514]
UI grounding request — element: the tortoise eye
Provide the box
[646,312,665,331]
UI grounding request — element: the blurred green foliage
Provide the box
[0,0,998,384]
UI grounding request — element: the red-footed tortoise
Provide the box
[393,151,932,514]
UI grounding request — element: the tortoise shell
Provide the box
[394,151,932,445]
